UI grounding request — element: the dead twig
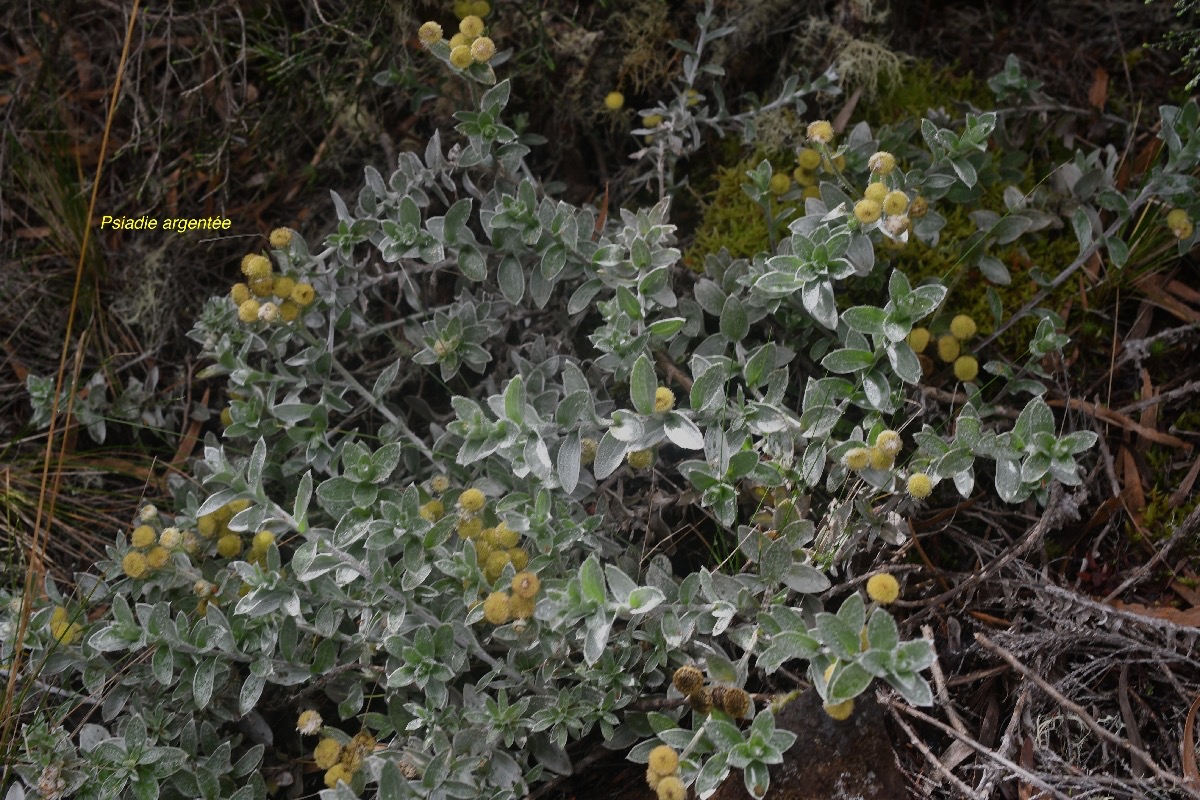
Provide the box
[891,699,1073,800]
[887,699,982,799]
[975,632,1199,795]
[896,484,1076,614]
[1102,501,1200,602]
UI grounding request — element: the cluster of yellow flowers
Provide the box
[670,665,750,718]
[48,605,82,646]
[196,499,255,561]
[230,245,315,326]
[312,731,376,790]
[448,488,533,583]
[842,428,904,474]
[121,505,197,579]
[789,144,844,201]
[908,313,980,383]
[418,14,496,69]
[644,743,685,800]
[1168,207,1194,239]
[627,448,655,470]
[852,150,912,247]
[481,569,541,625]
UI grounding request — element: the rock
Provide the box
[710,689,907,800]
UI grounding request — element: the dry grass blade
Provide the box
[975,632,1198,796]
[0,1,144,778]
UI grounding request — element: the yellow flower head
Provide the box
[806,120,834,144]
[823,698,855,720]
[269,227,293,249]
[430,474,451,494]
[906,472,933,500]
[689,686,714,714]
[672,664,704,695]
[866,572,901,604]
[257,302,279,323]
[511,570,540,599]
[506,547,529,571]
[876,429,902,457]
[197,513,218,538]
[297,709,323,735]
[949,314,977,340]
[458,487,486,514]
[459,14,485,38]
[909,195,929,217]
[146,546,170,570]
[883,190,909,216]
[908,327,931,354]
[1168,208,1190,230]
[418,21,443,46]
[290,283,316,307]
[241,254,271,280]
[580,437,598,465]
[457,516,483,540]
[868,445,894,471]
[314,737,342,770]
[627,449,654,470]
[953,355,979,383]
[483,591,511,624]
[470,37,496,63]
[278,300,300,323]
[449,45,473,69]
[604,91,625,111]
[486,523,519,549]
[131,525,157,549]
[868,151,897,175]
[341,732,375,772]
[646,768,663,791]
[654,387,676,413]
[122,551,148,579]
[419,500,444,522]
[484,551,510,583]
[51,619,82,646]
[272,275,296,300]
[647,744,679,777]
[472,0,491,15]
[252,531,275,551]
[510,592,536,619]
[159,527,182,549]
[719,686,751,718]
[768,173,791,195]
[864,182,888,203]
[449,32,469,49]
[937,334,961,363]
[656,775,686,800]
[843,447,870,471]
[641,113,664,128]
[324,764,353,789]
[796,147,822,170]
[216,533,242,558]
[231,283,251,305]
[238,299,261,324]
[250,276,275,298]
[854,199,882,224]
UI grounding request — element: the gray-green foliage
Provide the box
[9,8,1200,800]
